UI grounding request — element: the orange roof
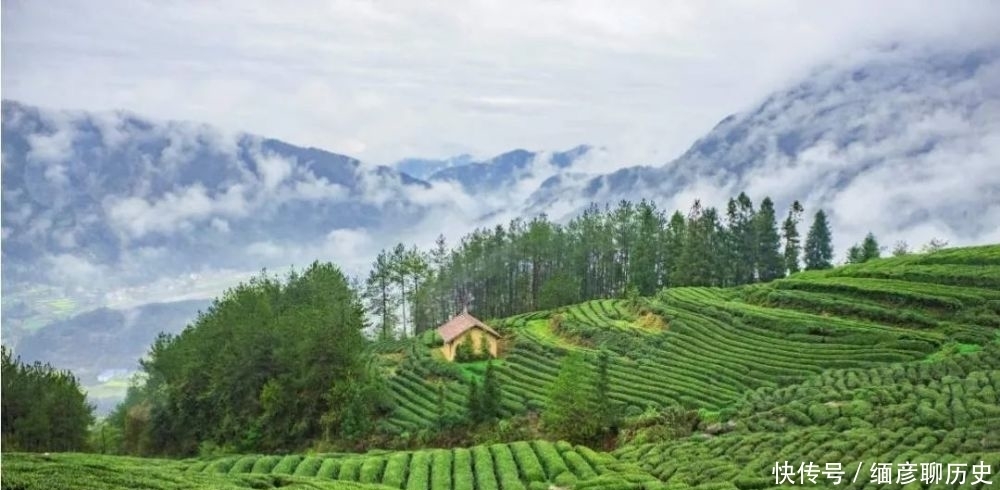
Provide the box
[437,309,500,343]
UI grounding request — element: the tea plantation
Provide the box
[4,245,999,489]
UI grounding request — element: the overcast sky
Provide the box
[4,0,999,167]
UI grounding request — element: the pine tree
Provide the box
[390,244,410,335]
[2,347,95,451]
[847,232,881,264]
[678,200,720,286]
[481,361,501,421]
[542,352,600,443]
[754,197,784,282]
[404,247,430,334]
[593,350,615,431]
[725,193,757,285]
[466,380,482,424]
[846,243,864,264]
[804,210,834,270]
[860,232,881,262]
[630,200,663,295]
[781,201,804,275]
[662,211,686,287]
[363,250,399,340]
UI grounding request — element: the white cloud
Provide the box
[4,0,1000,321]
[255,152,294,190]
[4,1,998,165]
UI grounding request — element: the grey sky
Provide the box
[4,0,999,167]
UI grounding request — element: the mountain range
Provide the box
[3,44,999,412]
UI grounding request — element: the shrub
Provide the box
[472,445,499,490]
[250,455,280,474]
[383,452,410,488]
[228,456,257,475]
[204,456,239,474]
[271,455,303,475]
[510,441,546,482]
[359,457,386,484]
[431,450,452,490]
[293,457,324,477]
[316,459,341,479]
[339,458,364,481]
[406,451,431,490]
[532,441,570,480]
[453,448,475,490]
[491,444,527,490]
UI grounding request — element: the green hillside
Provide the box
[0,452,399,490]
[4,441,667,490]
[5,245,999,490]
[614,342,1000,489]
[380,245,1000,433]
[187,440,665,490]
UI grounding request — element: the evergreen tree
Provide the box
[2,347,94,452]
[390,244,410,335]
[113,263,384,455]
[677,200,719,286]
[861,232,881,262]
[593,350,615,431]
[404,247,431,334]
[781,200,804,275]
[662,211,686,287]
[538,272,581,310]
[630,200,664,295]
[363,250,399,340]
[804,210,834,270]
[847,233,882,264]
[466,380,482,424]
[725,193,757,285]
[754,197,784,282]
[542,352,600,443]
[481,361,502,421]
[846,243,864,264]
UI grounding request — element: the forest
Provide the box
[365,193,856,339]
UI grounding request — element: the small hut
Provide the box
[436,307,500,361]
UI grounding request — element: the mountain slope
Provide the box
[378,245,1000,433]
[0,100,443,361]
[1,100,432,288]
[425,145,591,194]
[530,47,1000,250]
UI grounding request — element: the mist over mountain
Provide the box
[394,154,475,180]
[3,44,999,412]
[529,46,1000,249]
[425,145,592,194]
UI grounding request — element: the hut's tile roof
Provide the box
[437,311,500,343]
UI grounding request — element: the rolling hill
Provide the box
[5,245,999,489]
[377,245,1000,433]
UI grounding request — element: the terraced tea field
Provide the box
[189,440,664,490]
[8,246,999,490]
[0,452,395,490]
[382,246,1000,432]
[614,343,1000,489]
